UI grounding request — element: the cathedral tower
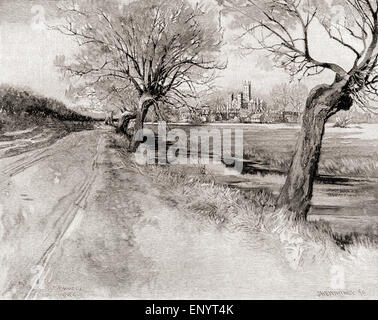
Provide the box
[243,81,252,104]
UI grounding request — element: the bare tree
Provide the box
[54,0,224,151]
[64,76,140,134]
[220,0,378,220]
[270,82,308,112]
[64,77,139,114]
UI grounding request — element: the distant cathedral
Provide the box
[243,81,252,103]
[227,81,266,114]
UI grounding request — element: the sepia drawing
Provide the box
[0,0,377,300]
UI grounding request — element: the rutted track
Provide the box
[24,135,103,300]
[0,130,106,299]
[0,134,87,177]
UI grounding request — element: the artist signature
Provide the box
[317,289,368,298]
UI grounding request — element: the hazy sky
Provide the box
[0,0,76,102]
[0,0,358,106]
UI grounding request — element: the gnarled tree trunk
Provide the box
[276,79,353,220]
[128,94,155,152]
[117,112,137,138]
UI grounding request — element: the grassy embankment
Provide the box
[111,133,378,279]
[0,85,94,157]
[146,165,378,286]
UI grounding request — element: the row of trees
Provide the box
[55,0,378,221]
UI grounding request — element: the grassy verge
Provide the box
[135,161,378,271]
[109,133,378,295]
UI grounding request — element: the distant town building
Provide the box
[195,80,301,124]
[227,81,267,117]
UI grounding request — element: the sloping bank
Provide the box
[119,137,378,299]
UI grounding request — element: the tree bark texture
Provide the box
[276,79,353,220]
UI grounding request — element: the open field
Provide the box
[241,123,378,178]
[147,122,378,178]
[219,123,378,236]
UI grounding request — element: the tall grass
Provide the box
[319,157,378,177]
[244,147,378,178]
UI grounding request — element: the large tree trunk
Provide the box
[128,94,155,152]
[276,80,353,220]
[117,112,137,137]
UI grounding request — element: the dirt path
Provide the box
[0,129,344,299]
[0,130,102,298]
